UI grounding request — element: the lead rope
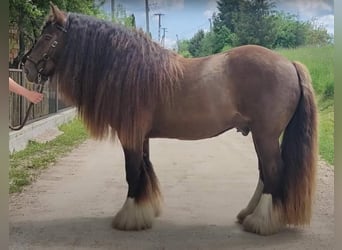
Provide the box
[9,73,46,131]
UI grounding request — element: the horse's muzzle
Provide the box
[23,64,38,83]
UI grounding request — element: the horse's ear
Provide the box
[49,2,66,26]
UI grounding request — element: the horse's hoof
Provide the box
[237,208,249,224]
[242,194,284,235]
[112,198,154,231]
[242,213,283,235]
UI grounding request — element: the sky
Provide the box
[100,0,334,49]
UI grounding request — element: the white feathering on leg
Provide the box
[112,198,155,231]
[242,194,285,235]
[237,179,264,223]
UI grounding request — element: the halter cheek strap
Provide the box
[27,42,57,72]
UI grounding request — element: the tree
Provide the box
[233,0,276,47]
[271,12,332,48]
[9,1,44,67]
[271,12,304,48]
[213,0,277,48]
[199,26,233,56]
[177,39,192,58]
[198,31,215,56]
[188,29,205,57]
[211,25,233,53]
[189,0,332,53]
[304,18,333,46]
[177,26,233,58]
[214,0,241,33]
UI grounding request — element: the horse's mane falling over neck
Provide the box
[51,13,183,147]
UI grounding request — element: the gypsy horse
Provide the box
[23,4,318,235]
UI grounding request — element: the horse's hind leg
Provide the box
[112,139,162,230]
[237,136,266,223]
[237,165,264,223]
[242,134,285,235]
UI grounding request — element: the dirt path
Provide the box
[9,131,334,250]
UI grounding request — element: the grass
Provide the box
[318,102,334,164]
[277,45,334,165]
[9,118,89,193]
[277,45,334,99]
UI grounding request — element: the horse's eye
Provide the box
[44,35,52,40]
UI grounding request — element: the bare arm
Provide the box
[9,77,43,104]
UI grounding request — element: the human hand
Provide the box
[26,90,44,104]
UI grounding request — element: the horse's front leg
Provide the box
[112,139,162,230]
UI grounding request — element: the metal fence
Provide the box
[9,69,71,127]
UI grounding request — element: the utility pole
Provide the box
[176,34,179,52]
[161,27,167,47]
[145,0,150,35]
[111,0,115,22]
[154,13,164,43]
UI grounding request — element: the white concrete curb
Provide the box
[9,108,77,153]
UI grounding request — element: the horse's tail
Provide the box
[281,61,318,225]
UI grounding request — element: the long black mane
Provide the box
[50,13,183,147]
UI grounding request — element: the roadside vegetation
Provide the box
[9,118,89,193]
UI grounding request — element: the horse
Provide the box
[23,3,318,235]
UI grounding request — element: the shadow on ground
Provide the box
[10,216,305,250]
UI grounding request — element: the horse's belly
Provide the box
[150,124,232,140]
[149,110,244,140]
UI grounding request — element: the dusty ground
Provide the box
[9,131,334,250]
